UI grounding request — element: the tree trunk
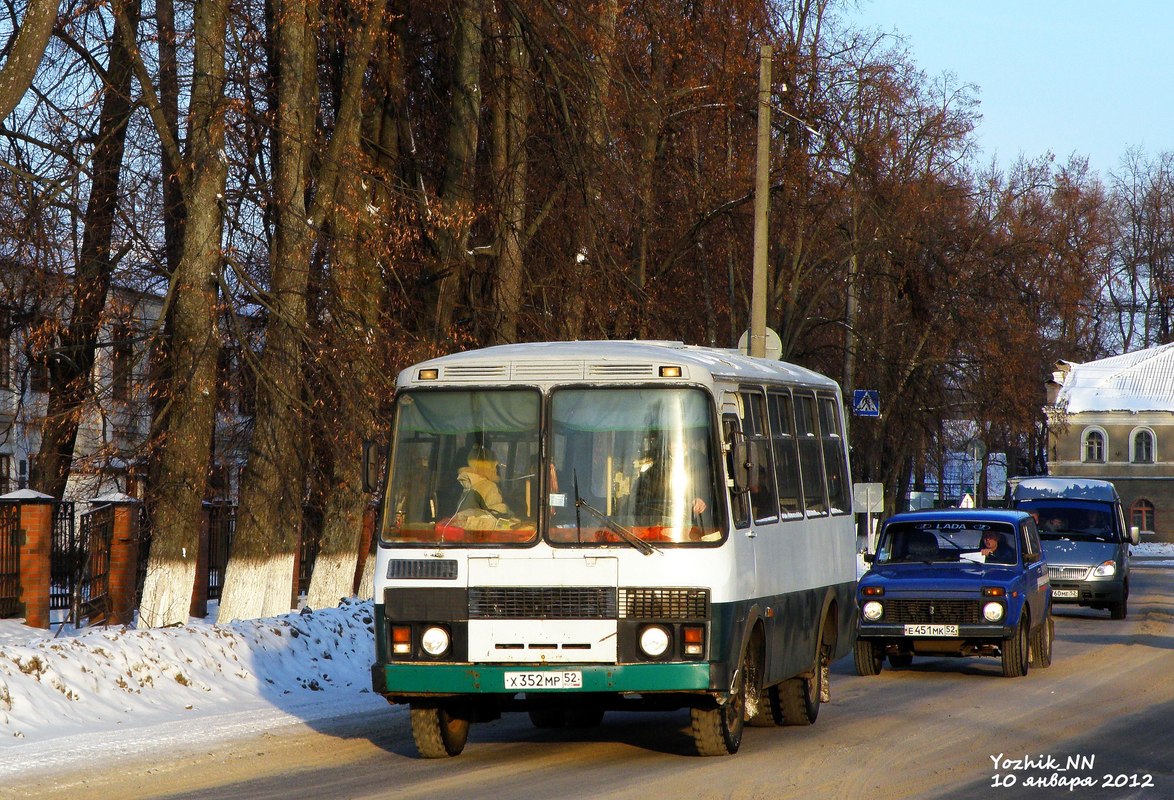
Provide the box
[431,0,484,339]
[138,0,230,628]
[488,4,529,345]
[304,0,388,610]
[0,0,56,121]
[563,0,616,339]
[217,0,320,623]
[35,0,141,500]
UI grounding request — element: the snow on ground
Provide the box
[2,542,1173,778]
[0,597,390,778]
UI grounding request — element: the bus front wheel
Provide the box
[410,703,470,758]
[691,661,746,756]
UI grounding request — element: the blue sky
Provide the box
[847,0,1174,176]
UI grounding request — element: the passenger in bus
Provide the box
[455,446,510,517]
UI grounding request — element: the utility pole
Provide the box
[749,45,771,358]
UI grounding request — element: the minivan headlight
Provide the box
[1092,560,1116,577]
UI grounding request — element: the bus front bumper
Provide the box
[372,661,712,697]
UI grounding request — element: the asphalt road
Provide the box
[15,559,1174,800]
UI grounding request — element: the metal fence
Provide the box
[76,504,114,625]
[0,503,19,618]
[206,502,235,601]
[50,501,78,611]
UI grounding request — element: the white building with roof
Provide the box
[1046,342,1174,542]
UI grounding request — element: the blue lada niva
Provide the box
[854,509,1053,678]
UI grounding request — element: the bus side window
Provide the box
[818,395,850,515]
[723,415,750,529]
[740,389,778,524]
[795,393,828,516]
[768,391,802,515]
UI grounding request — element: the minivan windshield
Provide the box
[1017,500,1120,543]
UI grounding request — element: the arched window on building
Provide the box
[1131,498,1155,534]
[1082,428,1106,463]
[1131,428,1155,463]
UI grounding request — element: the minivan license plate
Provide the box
[504,671,583,690]
[1052,589,1078,599]
[903,624,958,636]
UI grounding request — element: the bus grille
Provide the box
[619,588,709,620]
[468,587,617,619]
[512,362,584,380]
[587,363,657,378]
[386,559,458,580]
[882,599,979,625]
[440,364,509,381]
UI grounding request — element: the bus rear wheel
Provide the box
[691,661,746,756]
[410,703,470,758]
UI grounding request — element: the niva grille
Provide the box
[1049,566,1090,581]
[469,587,617,619]
[883,599,979,625]
[619,588,709,620]
[387,559,458,580]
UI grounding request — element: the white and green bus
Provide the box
[367,340,857,757]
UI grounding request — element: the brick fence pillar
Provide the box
[3,489,56,629]
[92,494,142,626]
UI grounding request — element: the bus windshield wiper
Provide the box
[572,470,657,556]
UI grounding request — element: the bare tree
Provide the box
[138,0,231,628]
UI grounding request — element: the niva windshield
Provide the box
[877,521,1019,565]
[548,387,724,546]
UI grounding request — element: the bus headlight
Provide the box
[420,625,451,657]
[1092,560,1116,577]
[983,602,1005,622]
[862,601,884,621]
[639,625,671,658]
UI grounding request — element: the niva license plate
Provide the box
[504,671,583,690]
[903,624,958,636]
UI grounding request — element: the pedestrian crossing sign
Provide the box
[853,389,880,417]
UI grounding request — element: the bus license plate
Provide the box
[903,624,958,637]
[1052,589,1079,599]
[504,671,583,690]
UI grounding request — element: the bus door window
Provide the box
[817,395,850,515]
[768,391,802,516]
[723,415,751,529]
[795,392,829,516]
[740,389,778,524]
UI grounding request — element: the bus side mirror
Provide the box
[1130,525,1140,546]
[732,441,755,493]
[361,440,383,494]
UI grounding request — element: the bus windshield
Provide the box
[548,387,724,546]
[381,389,542,545]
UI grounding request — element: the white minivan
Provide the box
[1010,477,1139,619]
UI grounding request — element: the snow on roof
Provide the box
[1054,342,1174,413]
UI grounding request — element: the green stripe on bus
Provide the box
[375,662,711,694]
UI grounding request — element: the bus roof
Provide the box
[398,340,840,391]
